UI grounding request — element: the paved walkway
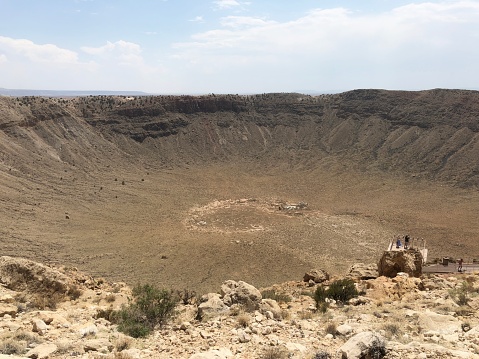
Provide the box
[423,263,479,274]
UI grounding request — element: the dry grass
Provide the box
[325,323,337,336]
[298,310,314,320]
[105,293,116,303]
[236,313,251,328]
[0,339,25,355]
[114,336,132,352]
[381,323,402,339]
[262,347,289,359]
[30,292,66,310]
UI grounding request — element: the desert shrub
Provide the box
[262,347,289,359]
[261,289,292,303]
[314,286,327,305]
[96,308,116,321]
[317,301,329,313]
[298,310,313,320]
[314,279,358,309]
[455,306,475,317]
[327,278,359,303]
[382,323,401,339]
[176,288,197,305]
[67,285,82,300]
[54,341,75,355]
[325,323,337,336]
[236,313,251,328]
[105,293,116,303]
[281,309,291,320]
[114,336,132,352]
[449,281,475,306]
[0,339,25,355]
[312,351,332,359]
[367,335,387,359]
[12,330,40,346]
[114,284,177,338]
[314,278,358,313]
[31,292,65,310]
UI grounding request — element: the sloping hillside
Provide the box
[0,90,478,291]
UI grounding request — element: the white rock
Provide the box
[0,304,18,318]
[340,331,385,359]
[189,348,233,359]
[32,319,48,335]
[26,343,58,359]
[337,324,353,336]
[285,342,307,354]
[78,323,98,337]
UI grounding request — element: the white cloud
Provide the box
[214,0,240,9]
[169,1,479,92]
[80,40,150,68]
[220,16,276,28]
[0,36,80,64]
[81,40,141,56]
[189,16,204,22]
[0,54,7,64]
[213,0,250,10]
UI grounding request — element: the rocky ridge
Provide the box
[1,256,478,359]
[2,89,479,187]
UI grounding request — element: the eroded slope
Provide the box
[0,90,478,292]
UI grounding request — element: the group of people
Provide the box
[395,234,411,249]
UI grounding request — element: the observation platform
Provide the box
[387,237,428,264]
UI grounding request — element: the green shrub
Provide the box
[368,335,387,359]
[314,286,327,307]
[327,278,359,302]
[114,284,177,338]
[314,279,358,309]
[449,281,475,306]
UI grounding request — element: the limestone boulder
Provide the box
[25,343,58,359]
[417,310,461,335]
[303,269,330,283]
[0,256,71,295]
[32,319,49,336]
[0,303,17,318]
[378,249,423,278]
[220,280,262,309]
[339,331,386,359]
[347,263,378,280]
[259,298,282,320]
[197,293,229,320]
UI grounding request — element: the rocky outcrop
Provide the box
[377,249,423,278]
[197,293,230,320]
[347,263,378,280]
[339,331,386,359]
[220,280,262,308]
[1,258,479,359]
[303,268,330,283]
[0,256,71,295]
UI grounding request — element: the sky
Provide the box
[0,0,478,94]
